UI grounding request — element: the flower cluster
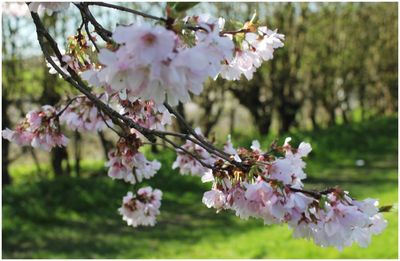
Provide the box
[2,105,68,151]
[201,137,387,250]
[118,99,172,131]
[87,14,283,105]
[76,14,285,106]
[220,26,284,80]
[105,134,161,184]
[119,187,162,227]
[172,128,216,176]
[290,194,387,250]
[60,96,112,132]
[88,20,230,106]
[189,15,235,77]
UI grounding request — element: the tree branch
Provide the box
[75,3,113,43]
[86,2,167,23]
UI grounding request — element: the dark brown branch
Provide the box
[84,22,99,52]
[161,136,214,169]
[77,7,100,52]
[75,3,113,43]
[30,12,239,171]
[86,2,167,23]
[98,110,125,137]
[219,28,251,36]
[56,95,85,117]
[288,187,336,199]
[31,11,157,143]
[163,102,249,170]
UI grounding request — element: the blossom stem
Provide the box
[56,95,85,118]
[75,3,113,43]
[77,8,101,52]
[98,110,125,137]
[162,136,214,169]
[219,28,251,36]
[163,103,233,161]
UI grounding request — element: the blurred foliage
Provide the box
[194,3,397,136]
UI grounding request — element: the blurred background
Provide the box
[2,2,398,258]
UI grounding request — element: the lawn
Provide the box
[2,116,398,258]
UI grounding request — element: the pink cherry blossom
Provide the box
[220,26,284,81]
[118,99,172,131]
[2,105,68,151]
[202,189,226,210]
[59,96,113,132]
[172,129,215,177]
[118,187,162,227]
[105,135,161,184]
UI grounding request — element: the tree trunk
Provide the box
[74,131,81,177]
[51,147,69,176]
[229,108,235,135]
[328,107,336,126]
[175,102,187,134]
[310,97,319,130]
[2,95,12,186]
[256,116,272,135]
[98,131,113,159]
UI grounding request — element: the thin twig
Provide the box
[56,95,84,117]
[162,136,214,169]
[86,2,167,23]
[219,28,251,36]
[78,8,100,52]
[99,110,125,137]
[163,103,241,165]
[75,3,113,43]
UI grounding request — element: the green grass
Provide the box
[3,116,398,258]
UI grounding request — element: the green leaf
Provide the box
[169,2,199,13]
[319,195,327,209]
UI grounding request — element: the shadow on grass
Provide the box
[2,174,266,258]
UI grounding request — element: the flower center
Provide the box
[142,33,156,46]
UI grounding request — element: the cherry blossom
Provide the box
[2,105,68,151]
[118,99,172,131]
[172,128,215,177]
[119,187,162,227]
[202,189,227,210]
[46,55,71,77]
[113,23,176,64]
[290,193,388,250]
[220,26,285,80]
[105,134,161,184]
[60,96,113,132]
[200,137,387,250]
[92,17,235,105]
